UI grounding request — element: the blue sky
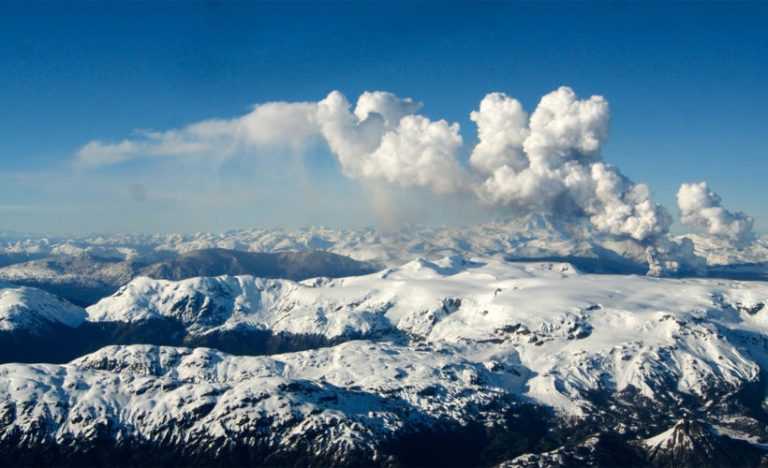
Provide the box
[1,1,766,234]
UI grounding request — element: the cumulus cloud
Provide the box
[317,91,467,194]
[353,91,422,125]
[523,87,608,166]
[677,182,754,246]
[473,86,670,243]
[469,92,529,174]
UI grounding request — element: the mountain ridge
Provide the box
[1,255,768,466]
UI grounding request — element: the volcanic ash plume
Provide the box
[317,90,467,194]
[471,87,673,244]
[76,86,757,275]
[677,182,755,248]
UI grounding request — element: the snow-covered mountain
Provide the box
[2,217,766,309]
[641,418,767,468]
[84,256,768,414]
[0,249,376,306]
[137,248,377,282]
[0,253,141,306]
[2,256,768,466]
[0,282,85,333]
[0,343,522,467]
[500,418,767,468]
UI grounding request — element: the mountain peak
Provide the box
[644,418,764,468]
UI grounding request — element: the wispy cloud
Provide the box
[75,102,319,167]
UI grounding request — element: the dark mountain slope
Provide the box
[139,248,377,281]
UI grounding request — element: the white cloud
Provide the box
[236,102,319,147]
[472,86,669,242]
[586,164,672,241]
[678,181,754,246]
[523,86,609,167]
[77,90,467,194]
[77,140,142,166]
[362,115,465,193]
[317,90,467,193]
[469,92,529,174]
[75,85,751,255]
[353,91,422,125]
[75,102,318,167]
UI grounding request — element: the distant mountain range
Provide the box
[140,248,379,282]
[1,216,766,308]
[0,215,759,264]
[0,248,377,306]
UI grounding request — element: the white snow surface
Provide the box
[0,282,86,332]
[84,256,768,415]
[0,343,507,460]
[2,256,768,458]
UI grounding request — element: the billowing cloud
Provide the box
[474,86,669,243]
[317,91,467,194]
[677,182,754,246]
[353,91,422,125]
[523,86,608,166]
[79,91,467,194]
[75,85,750,257]
[646,236,706,277]
[469,92,529,174]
